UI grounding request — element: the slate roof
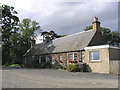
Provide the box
[24,30,97,56]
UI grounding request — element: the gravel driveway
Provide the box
[2,68,118,88]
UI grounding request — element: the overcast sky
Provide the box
[1,0,119,43]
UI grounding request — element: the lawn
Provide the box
[2,64,21,67]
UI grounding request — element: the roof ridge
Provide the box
[53,29,93,41]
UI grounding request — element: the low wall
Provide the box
[109,60,120,75]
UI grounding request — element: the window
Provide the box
[39,56,41,63]
[74,53,77,60]
[52,56,55,64]
[46,56,49,62]
[90,51,100,61]
[68,54,73,60]
[68,53,78,60]
[59,55,63,61]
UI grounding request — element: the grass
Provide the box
[8,64,20,67]
[2,64,21,67]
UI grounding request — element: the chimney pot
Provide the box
[92,17,100,32]
[94,17,98,21]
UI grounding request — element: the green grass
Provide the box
[2,64,21,67]
[8,64,20,67]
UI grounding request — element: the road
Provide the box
[2,68,118,88]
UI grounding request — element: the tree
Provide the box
[41,30,67,41]
[84,25,120,46]
[19,18,41,49]
[1,5,41,65]
[1,5,19,65]
[18,18,41,63]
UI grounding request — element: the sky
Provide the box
[1,0,119,43]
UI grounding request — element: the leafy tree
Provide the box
[1,5,41,65]
[19,18,41,50]
[1,5,19,65]
[41,30,67,41]
[84,25,120,46]
[110,32,120,46]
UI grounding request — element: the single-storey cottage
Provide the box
[23,17,120,74]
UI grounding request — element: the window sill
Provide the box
[90,60,101,63]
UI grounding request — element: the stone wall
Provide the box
[84,48,110,74]
[23,51,83,68]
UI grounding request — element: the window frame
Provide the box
[68,53,78,62]
[46,56,49,62]
[52,55,55,64]
[89,51,100,62]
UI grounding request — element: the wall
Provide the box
[84,48,110,74]
[109,60,120,75]
[23,51,83,68]
[109,48,120,75]
[50,51,81,67]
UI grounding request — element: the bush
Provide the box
[42,62,52,69]
[66,64,80,72]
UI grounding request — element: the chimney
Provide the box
[44,33,51,43]
[92,17,101,32]
[31,38,36,48]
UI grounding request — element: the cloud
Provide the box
[1,0,118,35]
[36,2,118,35]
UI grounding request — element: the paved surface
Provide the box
[2,68,118,88]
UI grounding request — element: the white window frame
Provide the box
[90,51,100,62]
[52,56,55,64]
[74,53,77,60]
[68,53,77,60]
[39,56,41,63]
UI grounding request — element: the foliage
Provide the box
[66,64,80,72]
[19,18,41,49]
[18,18,41,62]
[41,30,67,40]
[42,62,52,68]
[1,5,41,65]
[84,25,120,46]
[1,5,19,65]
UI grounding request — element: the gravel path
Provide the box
[2,68,118,88]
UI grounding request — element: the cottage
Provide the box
[23,17,120,74]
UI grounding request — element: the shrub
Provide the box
[42,62,52,68]
[66,64,80,72]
